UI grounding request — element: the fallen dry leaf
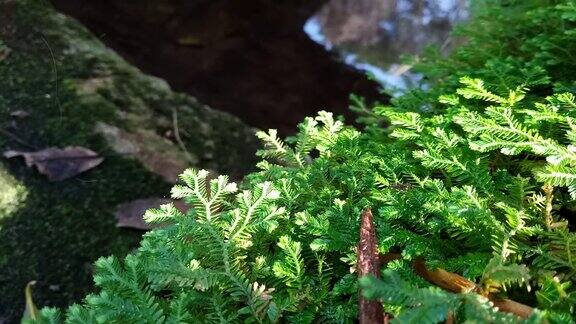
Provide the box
[22,281,38,322]
[114,198,188,230]
[4,147,104,181]
[10,110,30,119]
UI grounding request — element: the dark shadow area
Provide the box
[49,0,385,135]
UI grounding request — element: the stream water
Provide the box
[305,0,469,95]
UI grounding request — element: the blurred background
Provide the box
[307,0,468,92]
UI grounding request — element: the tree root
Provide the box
[357,209,534,322]
[380,253,534,319]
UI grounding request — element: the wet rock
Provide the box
[94,123,139,155]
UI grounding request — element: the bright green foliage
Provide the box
[35,0,576,323]
[360,271,540,323]
[37,88,576,322]
[388,0,576,113]
[365,78,576,321]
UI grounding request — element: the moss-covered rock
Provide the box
[0,0,259,321]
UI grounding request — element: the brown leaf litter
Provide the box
[3,147,104,181]
[114,197,188,230]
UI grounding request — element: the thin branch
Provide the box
[171,107,196,164]
[492,299,533,319]
[542,183,554,230]
[413,258,481,294]
[380,253,534,319]
[357,208,386,324]
[39,33,62,125]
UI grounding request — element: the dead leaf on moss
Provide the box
[114,198,188,230]
[10,110,30,119]
[3,147,104,181]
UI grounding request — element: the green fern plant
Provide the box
[30,0,576,323]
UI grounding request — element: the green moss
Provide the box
[0,0,258,321]
[0,9,169,322]
[0,158,170,321]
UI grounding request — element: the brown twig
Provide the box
[359,208,535,321]
[171,107,196,164]
[412,258,481,294]
[492,299,534,319]
[445,312,455,324]
[542,184,554,230]
[357,208,385,324]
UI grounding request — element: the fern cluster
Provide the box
[32,0,576,323]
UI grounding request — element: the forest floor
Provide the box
[0,0,260,321]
